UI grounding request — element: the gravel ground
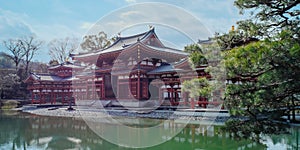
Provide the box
[22,106,230,123]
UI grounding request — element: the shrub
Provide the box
[1,100,20,109]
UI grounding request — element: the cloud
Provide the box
[85,3,213,45]
[33,24,81,40]
[125,0,137,3]
[119,0,244,36]
[0,8,82,63]
[83,0,245,49]
[0,8,81,41]
[180,0,244,34]
[0,0,245,62]
[80,22,94,29]
[120,11,140,18]
[0,8,34,39]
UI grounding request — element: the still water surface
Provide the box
[0,111,299,150]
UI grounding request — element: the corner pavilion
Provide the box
[25,28,219,109]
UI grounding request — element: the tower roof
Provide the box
[48,62,83,70]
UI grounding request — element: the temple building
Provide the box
[25,28,216,108]
[25,62,83,104]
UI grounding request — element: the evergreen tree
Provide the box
[218,0,300,139]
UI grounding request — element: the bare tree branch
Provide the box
[19,36,43,75]
[48,37,79,63]
[2,39,25,71]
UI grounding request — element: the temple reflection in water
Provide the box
[0,112,287,149]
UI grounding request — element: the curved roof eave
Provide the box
[73,29,153,58]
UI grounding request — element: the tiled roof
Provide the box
[148,63,183,74]
[48,62,83,70]
[145,45,188,55]
[72,28,187,58]
[30,73,79,81]
[73,29,152,58]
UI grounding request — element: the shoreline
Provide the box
[21,106,230,125]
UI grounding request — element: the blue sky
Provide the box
[0,0,246,63]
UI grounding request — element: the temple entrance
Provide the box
[104,74,116,99]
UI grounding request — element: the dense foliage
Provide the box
[184,44,207,68]
[219,0,300,139]
[80,31,112,52]
[182,78,212,99]
[182,44,211,100]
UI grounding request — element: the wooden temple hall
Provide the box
[25,28,215,108]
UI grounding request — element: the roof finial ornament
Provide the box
[118,32,121,37]
[65,57,69,63]
[149,25,153,30]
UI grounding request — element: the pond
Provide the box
[0,111,299,150]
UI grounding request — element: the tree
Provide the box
[0,52,14,68]
[216,28,259,50]
[218,0,300,140]
[184,44,202,53]
[2,36,42,75]
[182,78,212,100]
[0,70,20,99]
[20,36,43,75]
[36,63,48,73]
[235,0,300,29]
[28,61,48,74]
[183,43,225,107]
[2,39,25,71]
[184,44,207,68]
[48,59,59,66]
[48,37,79,63]
[80,31,111,51]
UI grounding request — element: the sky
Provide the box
[0,0,246,63]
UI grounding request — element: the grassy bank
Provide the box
[0,100,21,109]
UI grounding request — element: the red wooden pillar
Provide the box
[199,97,202,108]
[167,89,170,101]
[62,92,65,104]
[170,87,174,105]
[102,75,105,99]
[65,91,68,104]
[54,93,56,104]
[137,72,141,100]
[117,76,120,99]
[39,90,42,105]
[93,85,96,99]
[173,89,177,104]
[191,98,195,109]
[144,80,148,99]
[50,91,53,104]
[42,92,45,104]
[92,85,95,99]
[68,92,72,104]
[158,86,162,103]
[184,92,188,106]
[86,83,89,100]
[31,91,34,104]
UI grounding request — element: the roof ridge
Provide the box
[144,44,188,55]
[72,28,156,57]
[119,31,148,40]
[105,28,153,49]
[35,73,51,76]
